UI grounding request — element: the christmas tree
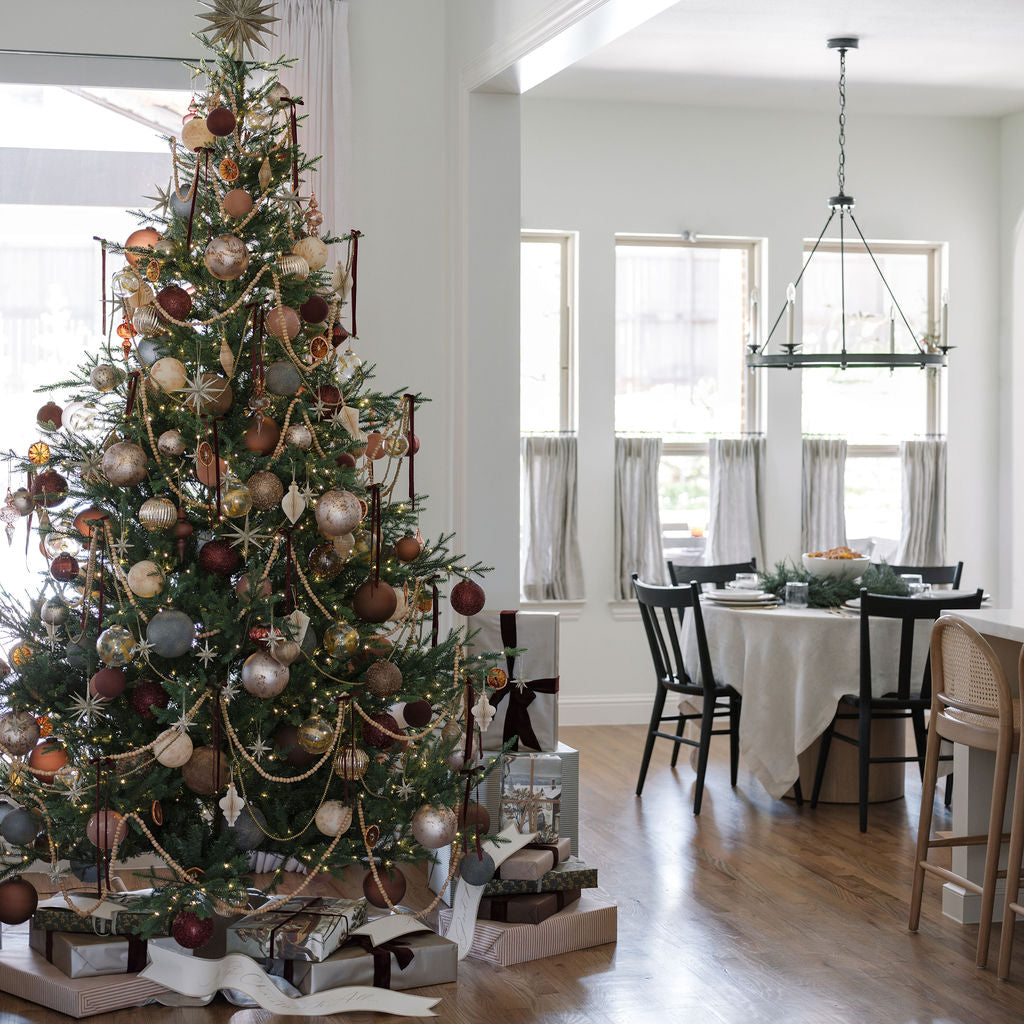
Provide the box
[0,22,497,944]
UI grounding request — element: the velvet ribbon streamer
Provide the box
[349,231,362,337]
[405,394,415,510]
[125,371,140,419]
[371,485,382,584]
[490,610,560,751]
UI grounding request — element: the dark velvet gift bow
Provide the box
[489,610,559,751]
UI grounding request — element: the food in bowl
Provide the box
[802,546,870,580]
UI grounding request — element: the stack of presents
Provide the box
[0,611,614,1016]
[433,610,618,966]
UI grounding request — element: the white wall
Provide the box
[521,98,1002,723]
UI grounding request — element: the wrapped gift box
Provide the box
[498,838,571,881]
[271,928,458,993]
[226,896,367,963]
[469,609,559,752]
[34,889,172,937]
[427,743,579,907]
[483,857,596,897]
[0,940,169,1017]
[29,925,183,979]
[478,888,580,925]
[499,751,564,844]
[438,889,616,966]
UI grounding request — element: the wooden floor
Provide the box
[2,723,1023,1024]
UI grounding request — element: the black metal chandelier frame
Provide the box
[745,38,949,371]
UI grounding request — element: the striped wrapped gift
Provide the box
[0,941,170,1018]
[437,889,616,966]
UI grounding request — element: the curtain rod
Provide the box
[0,48,200,63]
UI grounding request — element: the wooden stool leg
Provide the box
[997,751,1024,979]
[976,742,1013,968]
[909,718,943,931]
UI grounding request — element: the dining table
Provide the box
[679,598,928,801]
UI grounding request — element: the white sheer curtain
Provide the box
[708,437,765,566]
[896,439,947,564]
[520,436,584,601]
[276,0,352,243]
[801,438,848,553]
[614,437,666,598]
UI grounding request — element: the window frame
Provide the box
[801,237,947,542]
[614,233,763,558]
[520,230,577,433]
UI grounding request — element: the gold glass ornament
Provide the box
[90,364,125,393]
[96,625,136,667]
[203,234,249,281]
[292,235,328,272]
[126,560,166,598]
[334,746,369,780]
[323,622,360,657]
[132,306,162,337]
[101,441,148,487]
[139,497,177,531]
[410,804,457,850]
[113,268,143,295]
[28,442,50,466]
[297,715,333,755]
[384,433,409,458]
[308,542,343,581]
[157,429,186,457]
[284,423,313,450]
[247,470,284,512]
[43,532,81,558]
[276,253,309,280]
[40,597,69,625]
[219,485,253,519]
[314,489,361,538]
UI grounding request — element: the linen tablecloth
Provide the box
[680,604,928,799]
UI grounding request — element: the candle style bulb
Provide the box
[785,282,796,349]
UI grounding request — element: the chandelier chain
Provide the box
[837,48,847,196]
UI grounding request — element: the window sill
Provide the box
[608,601,640,621]
[519,599,585,621]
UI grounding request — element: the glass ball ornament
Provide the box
[247,470,284,511]
[308,543,344,581]
[42,531,81,559]
[365,659,402,698]
[284,423,313,450]
[101,441,148,487]
[10,489,33,516]
[292,235,328,271]
[314,489,361,537]
[139,496,177,531]
[266,305,301,341]
[384,433,409,458]
[54,763,82,791]
[124,227,160,267]
[39,597,69,626]
[203,234,249,281]
[334,746,370,780]
[219,484,253,519]
[96,625,137,667]
[264,360,302,397]
[90,364,125,393]
[49,552,80,582]
[157,429,186,457]
[314,800,352,837]
[126,560,165,598]
[297,715,334,754]
[86,810,127,850]
[150,356,188,392]
[0,711,40,756]
[410,804,458,850]
[30,470,68,508]
[336,348,363,383]
[241,650,290,698]
[132,306,162,339]
[276,254,309,280]
[63,402,99,435]
[323,622,360,657]
[171,910,215,951]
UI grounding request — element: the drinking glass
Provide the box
[785,581,809,607]
[909,582,932,597]
[733,573,759,590]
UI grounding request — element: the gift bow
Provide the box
[348,935,415,989]
[488,610,559,750]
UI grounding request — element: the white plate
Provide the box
[703,597,779,609]
[844,591,991,611]
[705,589,769,603]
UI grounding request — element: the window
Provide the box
[520,232,575,433]
[0,83,190,601]
[800,241,945,546]
[615,236,760,563]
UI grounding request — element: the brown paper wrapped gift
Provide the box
[498,837,572,881]
[271,928,458,993]
[478,888,581,925]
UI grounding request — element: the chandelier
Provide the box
[745,38,949,370]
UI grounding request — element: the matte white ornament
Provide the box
[314,800,353,837]
[154,728,193,768]
[472,692,496,731]
[219,781,245,827]
[281,481,305,524]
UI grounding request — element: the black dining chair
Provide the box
[810,587,984,832]
[666,557,757,590]
[632,573,741,814]
[875,561,964,589]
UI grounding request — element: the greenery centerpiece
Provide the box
[759,561,910,608]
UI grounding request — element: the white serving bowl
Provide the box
[801,553,870,580]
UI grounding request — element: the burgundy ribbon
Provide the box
[431,580,439,648]
[96,547,105,632]
[347,935,415,989]
[185,152,204,251]
[371,485,382,584]
[350,231,362,336]
[490,610,560,751]
[93,237,107,333]
[125,371,140,419]
[405,394,415,510]
[205,149,213,242]
[283,528,294,614]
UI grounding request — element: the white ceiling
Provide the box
[527,0,1024,117]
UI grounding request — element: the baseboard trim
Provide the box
[559,693,650,726]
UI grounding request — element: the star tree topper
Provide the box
[198,0,278,58]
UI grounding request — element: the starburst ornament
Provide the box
[135,637,156,662]
[110,532,132,560]
[249,736,271,762]
[68,691,110,727]
[145,182,173,217]
[224,516,271,555]
[395,780,415,800]
[196,640,217,667]
[198,0,278,58]
[181,373,222,413]
[222,680,240,704]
